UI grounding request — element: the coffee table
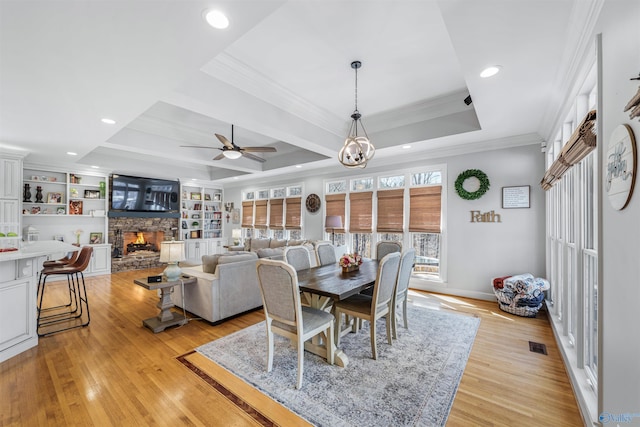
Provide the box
[133,276,196,333]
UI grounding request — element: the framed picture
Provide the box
[89,232,103,244]
[47,192,62,203]
[204,193,211,201]
[31,206,41,215]
[231,208,240,224]
[53,235,64,242]
[84,189,100,199]
[502,185,530,208]
[69,200,83,215]
[56,207,66,215]
[191,192,201,200]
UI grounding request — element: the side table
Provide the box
[133,276,197,333]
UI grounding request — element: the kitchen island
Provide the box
[0,240,79,363]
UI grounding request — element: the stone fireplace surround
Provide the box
[109,216,179,273]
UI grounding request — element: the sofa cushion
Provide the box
[288,239,305,247]
[218,252,258,264]
[250,238,271,252]
[257,247,284,258]
[269,239,287,249]
[202,254,223,273]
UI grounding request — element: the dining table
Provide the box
[297,258,379,367]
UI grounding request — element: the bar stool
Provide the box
[37,246,93,336]
[42,250,80,268]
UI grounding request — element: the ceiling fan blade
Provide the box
[215,133,234,149]
[241,151,266,163]
[180,145,218,149]
[241,146,277,153]
[213,153,225,160]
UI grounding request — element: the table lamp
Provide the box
[232,228,242,246]
[159,240,185,282]
[325,215,342,245]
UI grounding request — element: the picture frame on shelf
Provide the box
[190,192,201,200]
[89,232,103,244]
[204,193,211,201]
[502,185,530,209]
[47,192,62,203]
[84,189,100,199]
[56,207,66,215]
[53,235,64,242]
[69,200,83,215]
[31,206,41,215]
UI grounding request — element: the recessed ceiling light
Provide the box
[101,118,116,125]
[233,177,239,180]
[91,165,100,169]
[67,152,77,156]
[295,165,302,168]
[204,10,229,29]
[402,145,411,149]
[480,66,501,78]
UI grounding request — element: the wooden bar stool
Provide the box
[37,246,93,336]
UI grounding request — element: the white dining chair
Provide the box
[284,246,312,271]
[333,252,401,359]
[315,242,337,266]
[256,259,335,389]
[376,241,402,261]
[392,248,415,339]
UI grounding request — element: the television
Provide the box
[110,174,180,213]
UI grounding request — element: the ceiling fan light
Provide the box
[204,10,229,29]
[222,150,242,159]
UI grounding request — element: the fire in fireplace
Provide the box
[123,231,165,255]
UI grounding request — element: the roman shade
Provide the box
[349,191,373,233]
[269,198,284,229]
[285,197,301,229]
[409,186,441,233]
[254,200,268,229]
[325,194,346,233]
[541,110,597,190]
[377,189,404,232]
[241,201,254,228]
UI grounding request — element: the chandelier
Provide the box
[338,61,375,168]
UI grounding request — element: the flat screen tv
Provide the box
[110,174,180,213]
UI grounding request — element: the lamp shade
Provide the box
[232,228,242,239]
[325,215,343,228]
[159,240,185,263]
[223,150,242,159]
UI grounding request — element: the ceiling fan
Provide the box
[181,124,276,163]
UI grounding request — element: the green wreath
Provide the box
[455,169,490,200]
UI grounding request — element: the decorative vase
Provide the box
[342,265,359,273]
[23,183,32,202]
[35,186,43,203]
[99,181,106,198]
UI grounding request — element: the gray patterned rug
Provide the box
[196,302,480,427]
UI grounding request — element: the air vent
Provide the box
[529,341,548,355]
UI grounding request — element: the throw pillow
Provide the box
[250,238,271,251]
[257,248,284,258]
[269,239,287,248]
[202,254,222,274]
[218,252,258,264]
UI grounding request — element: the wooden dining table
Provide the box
[297,258,379,367]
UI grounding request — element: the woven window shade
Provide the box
[241,201,254,228]
[325,194,346,233]
[409,186,442,233]
[377,189,404,232]
[349,191,373,233]
[541,110,597,190]
[254,200,268,229]
[285,197,301,230]
[269,199,284,229]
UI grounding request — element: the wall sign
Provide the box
[502,185,530,208]
[606,124,636,210]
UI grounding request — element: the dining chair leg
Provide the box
[402,298,408,329]
[392,304,398,339]
[265,322,274,372]
[370,320,377,360]
[326,321,335,365]
[385,313,393,345]
[296,337,304,389]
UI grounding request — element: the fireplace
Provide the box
[109,216,179,273]
[123,231,164,256]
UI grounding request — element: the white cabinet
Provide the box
[185,239,206,262]
[0,157,21,199]
[88,244,111,275]
[207,238,223,255]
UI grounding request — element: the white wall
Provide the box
[596,0,640,420]
[224,143,545,301]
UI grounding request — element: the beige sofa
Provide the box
[173,251,282,324]
[230,238,332,267]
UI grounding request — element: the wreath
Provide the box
[455,169,490,200]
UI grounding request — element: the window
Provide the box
[271,187,285,198]
[409,185,442,276]
[254,200,268,229]
[327,180,346,193]
[269,199,284,230]
[285,197,301,230]
[411,171,441,185]
[257,189,269,199]
[349,191,372,258]
[351,177,373,191]
[379,175,405,189]
[287,185,302,197]
[244,191,254,200]
[377,189,403,233]
[241,201,253,228]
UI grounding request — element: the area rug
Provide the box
[192,302,480,427]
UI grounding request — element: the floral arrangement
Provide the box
[74,229,83,245]
[339,253,363,268]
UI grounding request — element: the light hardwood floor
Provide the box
[1,268,583,426]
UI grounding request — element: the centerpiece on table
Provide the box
[339,253,362,273]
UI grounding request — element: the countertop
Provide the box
[0,240,79,262]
